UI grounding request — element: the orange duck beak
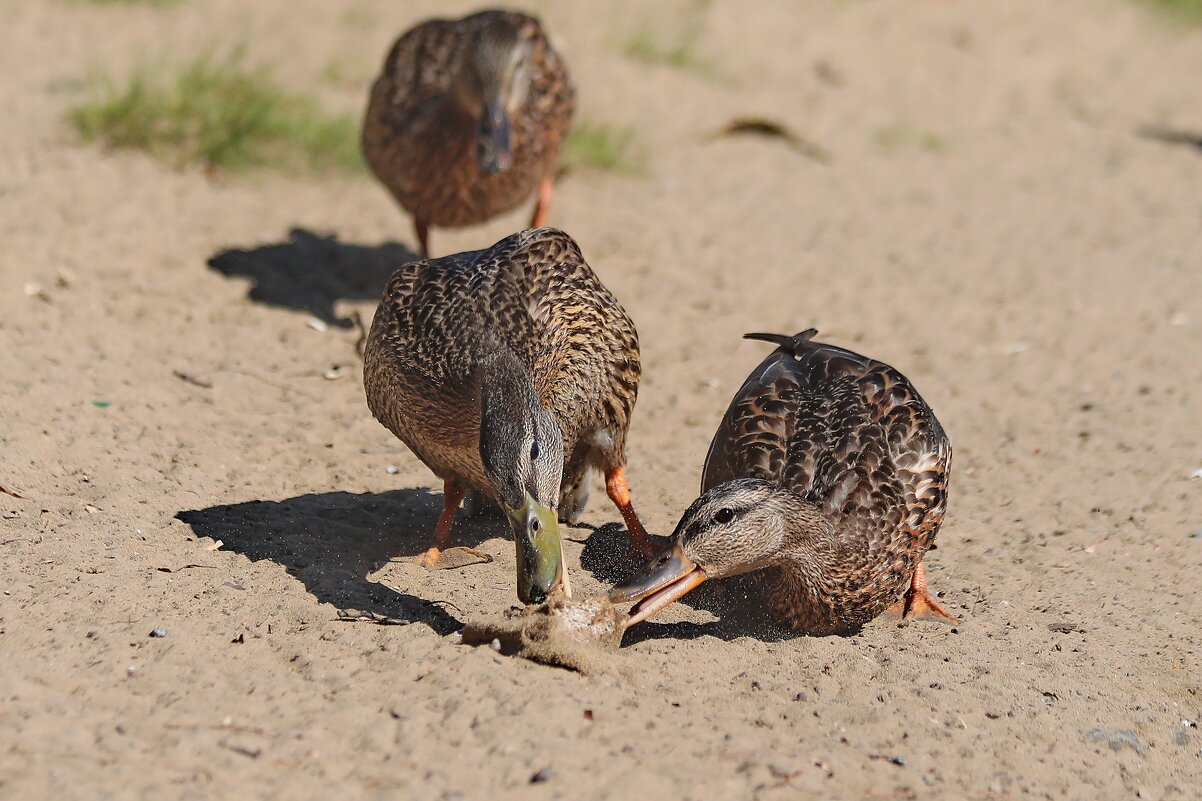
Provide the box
[610,543,708,627]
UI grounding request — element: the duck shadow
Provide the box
[175,488,501,635]
[207,228,417,327]
[1137,125,1202,154]
[576,522,804,644]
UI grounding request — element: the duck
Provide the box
[363,228,654,605]
[611,329,957,634]
[362,10,575,259]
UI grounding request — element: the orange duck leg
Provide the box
[888,561,958,624]
[417,480,493,567]
[605,466,657,560]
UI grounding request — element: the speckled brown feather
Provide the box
[362,10,574,227]
[702,330,951,633]
[363,228,640,512]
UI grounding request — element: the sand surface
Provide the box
[3,0,1201,798]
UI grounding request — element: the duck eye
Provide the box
[713,508,735,524]
[531,518,540,533]
[530,442,540,460]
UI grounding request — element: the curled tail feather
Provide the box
[743,329,819,354]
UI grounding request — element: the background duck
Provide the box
[613,329,957,635]
[363,227,653,605]
[362,10,575,259]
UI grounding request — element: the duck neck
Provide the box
[477,346,541,504]
[765,490,840,576]
[479,346,539,413]
[764,490,905,634]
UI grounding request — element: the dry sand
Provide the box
[2,0,1201,798]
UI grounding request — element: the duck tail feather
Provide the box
[743,329,820,352]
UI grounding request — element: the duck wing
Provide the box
[700,340,802,491]
[367,227,574,390]
[702,330,951,554]
[368,17,461,125]
[365,228,638,462]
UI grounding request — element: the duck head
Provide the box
[479,350,565,604]
[611,478,829,625]
[453,17,535,175]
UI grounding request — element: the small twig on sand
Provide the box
[1,483,26,499]
[425,598,464,614]
[216,370,319,402]
[350,309,368,360]
[710,117,832,163]
[172,370,213,389]
[336,610,412,626]
[218,741,262,759]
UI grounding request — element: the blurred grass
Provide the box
[873,121,947,155]
[69,0,184,6]
[1139,0,1202,23]
[622,28,716,76]
[69,53,362,175]
[561,120,640,174]
[619,0,721,79]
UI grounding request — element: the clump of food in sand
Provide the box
[459,593,628,674]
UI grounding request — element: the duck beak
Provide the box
[504,491,562,605]
[477,100,513,175]
[610,543,707,627]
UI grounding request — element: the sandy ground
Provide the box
[3,0,1201,798]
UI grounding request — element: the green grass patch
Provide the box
[69,53,362,175]
[1137,0,1202,23]
[622,28,716,76]
[619,1,722,79]
[872,121,947,155]
[561,121,640,174]
[69,0,183,7]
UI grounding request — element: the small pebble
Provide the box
[530,767,553,784]
[386,465,399,475]
[149,627,167,638]
[86,631,97,639]
[890,755,907,766]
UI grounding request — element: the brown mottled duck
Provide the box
[363,228,653,604]
[612,329,957,634]
[362,10,575,259]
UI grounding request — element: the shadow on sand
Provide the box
[207,228,417,327]
[176,488,502,635]
[175,489,809,643]
[1137,125,1202,155]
